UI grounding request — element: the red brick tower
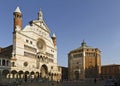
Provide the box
[13,6,22,32]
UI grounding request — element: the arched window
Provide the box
[6,60,9,66]
[11,62,15,67]
[2,59,5,66]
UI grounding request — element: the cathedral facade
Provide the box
[68,41,101,80]
[0,7,61,82]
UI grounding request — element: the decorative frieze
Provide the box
[24,45,36,53]
[24,51,36,58]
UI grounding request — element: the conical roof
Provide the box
[14,6,21,13]
[52,33,56,38]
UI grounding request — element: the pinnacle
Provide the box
[14,6,21,13]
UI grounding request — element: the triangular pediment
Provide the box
[29,19,50,33]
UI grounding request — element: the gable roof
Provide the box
[29,20,50,33]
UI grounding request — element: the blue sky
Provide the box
[0,0,120,67]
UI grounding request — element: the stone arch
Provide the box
[74,71,79,80]
[25,71,29,75]
[11,70,17,78]
[18,70,24,78]
[31,71,34,75]
[40,56,43,61]
[43,56,45,62]
[11,70,17,74]
[36,72,40,78]
[24,71,29,82]
[30,71,35,78]
[18,70,24,74]
[41,64,48,78]
[2,69,9,78]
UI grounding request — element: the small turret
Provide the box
[38,10,43,20]
[81,40,86,47]
[51,33,56,46]
[13,6,22,32]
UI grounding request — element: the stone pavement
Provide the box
[20,80,104,86]
[61,80,104,86]
[21,81,60,86]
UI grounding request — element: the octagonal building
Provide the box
[68,41,101,80]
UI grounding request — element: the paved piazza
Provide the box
[20,80,104,86]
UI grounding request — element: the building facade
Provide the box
[101,64,120,79]
[0,7,61,82]
[68,41,101,80]
[61,67,68,81]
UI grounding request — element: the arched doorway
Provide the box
[24,71,29,82]
[18,71,24,79]
[74,71,79,80]
[36,72,39,78]
[11,70,17,78]
[30,71,35,79]
[41,64,48,78]
[2,70,9,78]
[2,70,10,82]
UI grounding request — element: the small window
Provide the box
[37,56,40,59]
[51,66,53,69]
[12,62,15,67]
[6,60,9,66]
[2,60,5,66]
[26,39,29,43]
[30,41,33,44]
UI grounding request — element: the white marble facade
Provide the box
[0,7,61,82]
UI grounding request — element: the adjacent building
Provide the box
[0,7,61,82]
[68,41,101,80]
[101,64,120,79]
[61,67,68,81]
